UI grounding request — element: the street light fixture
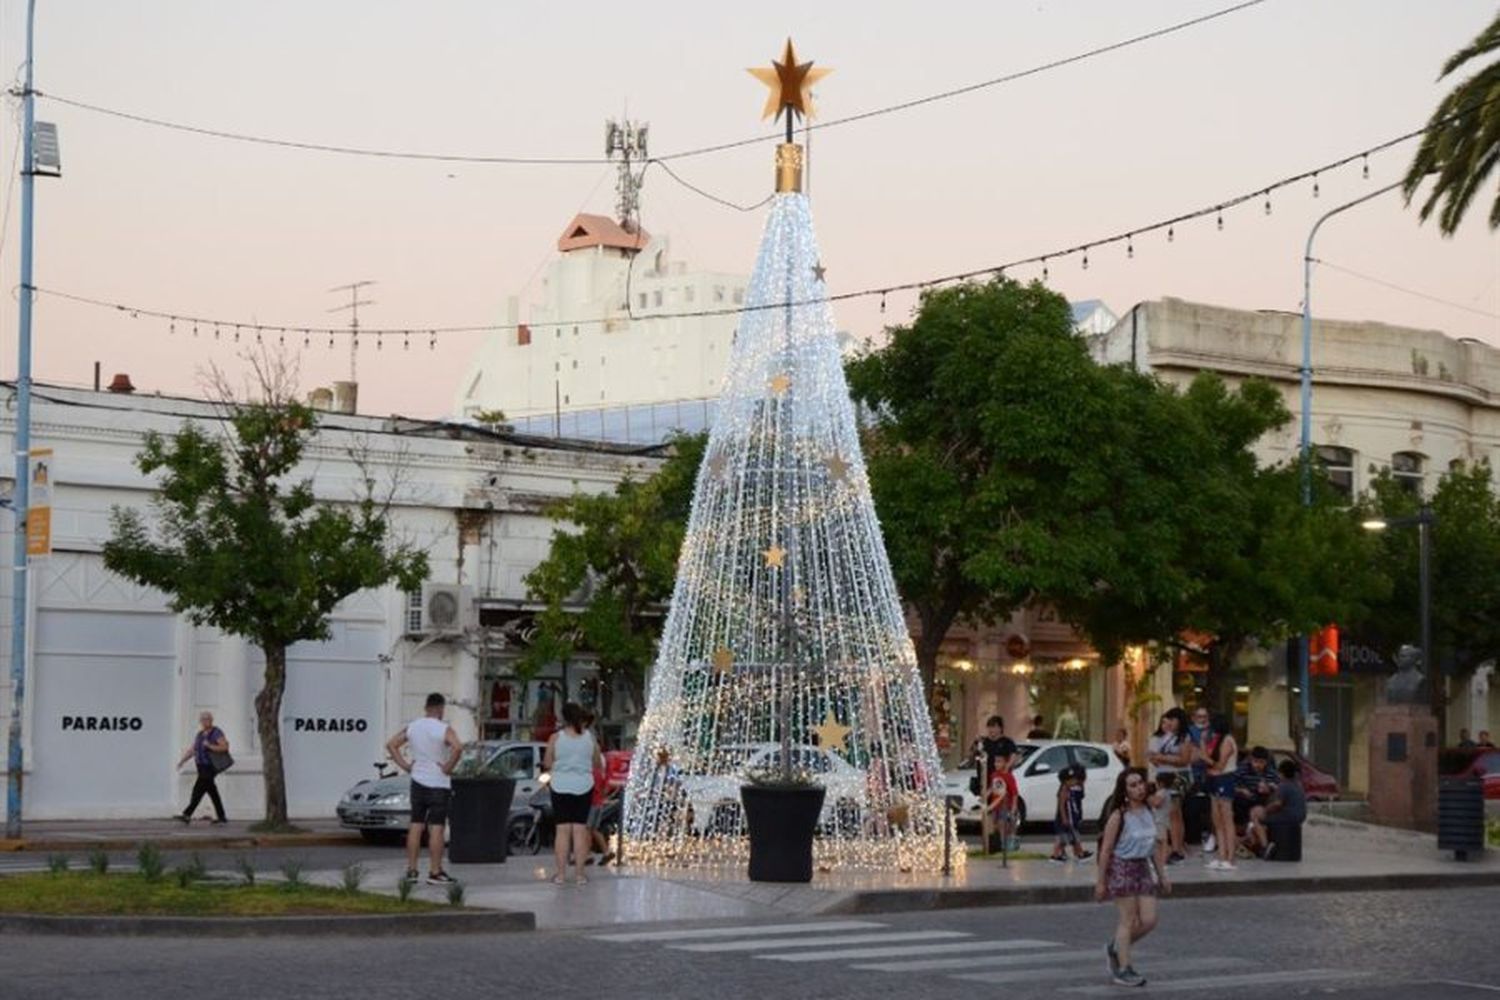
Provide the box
[1362,505,1437,717]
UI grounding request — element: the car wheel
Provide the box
[358,829,396,845]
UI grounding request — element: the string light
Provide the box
[428,330,436,350]
[1264,190,1272,215]
[1167,225,1174,243]
[403,332,410,350]
[192,321,199,338]
[169,318,175,336]
[1313,172,1320,198]
[1126,236,1134,260]
[624,190,956,874]
[1081,248,1089,270]
[233,325,240,343]
[213,325,220,341]
[1362,155,1370,180]
[1216,209,1224,231]
[1042,257,1049,281]
[303,330,310,348]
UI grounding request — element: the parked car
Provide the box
[1440,747,1500,801]
[1267,749,1341,801]
[942,740,1124,831]
[336,740,546,843]
[676,743,866,835]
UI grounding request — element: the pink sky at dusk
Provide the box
[0,0,1495,419]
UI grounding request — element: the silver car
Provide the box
[336,740,547,843]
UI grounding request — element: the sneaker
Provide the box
[211,818,229,826]
[1203,834,1216,853]
[426,871,457,885]
[1206,859,1226,870]
[174,814,191,824]
[1166,851,1185,866]
[1106,940,1120,977]
[403,869,419,882]
[1112,967,1145,987]
[1075,850,1094,861]
[1048,855,1068,865]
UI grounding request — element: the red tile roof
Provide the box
[557,213,650,253]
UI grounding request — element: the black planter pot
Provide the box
[448,777,517,864]
[740,783,826,883]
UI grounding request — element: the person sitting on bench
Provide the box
[1249,759,1306,859]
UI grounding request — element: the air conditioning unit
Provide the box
[418,582,474,636]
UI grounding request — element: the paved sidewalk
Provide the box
[308,816,1498,931]
[1,817,359,852]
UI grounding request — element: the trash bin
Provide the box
[1437,776,1484,861]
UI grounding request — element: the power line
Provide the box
[27,104,1485,342]
[32,1,1268,168]
[1312,258,1500,321]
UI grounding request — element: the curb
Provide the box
[10,833,361,853]
[819,867,1500,915]
[0,908,535,937]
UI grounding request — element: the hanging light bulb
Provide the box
[1362,155,1370,180]
[1167,226,1175,243]
[303,330,310,348]
[428,330,436,350]
[192,321,199,338]
[1313,173,1320,198]
[879,292,886,314]
[376,333,383,351]
[329,332,335,349]
[1126,236,1134,259]
[214,325,221,341]
[1216,210,1224,231]
[169,318,176,336]
[255,329,262,345]
[233,325,241,343]
[1081,248,1089,270]
[1264,191,1272,215]
[403,331,410,350]
[278,329,285,347]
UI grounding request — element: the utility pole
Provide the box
[604,119,648,233]
[7,0,40,840]
[327,281,376,383]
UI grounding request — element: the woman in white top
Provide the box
[1199,713,1240,871]
[1095,767,1171,988]
[544,702,604,885]
[1147,708,1192,864]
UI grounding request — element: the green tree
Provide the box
[1404,8,1500,233]
[103,375,429,828]
[521,433,706,709]
[1354,461,1500,720]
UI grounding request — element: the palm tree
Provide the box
[1403,9,1500,235]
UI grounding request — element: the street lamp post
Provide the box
[1295,179,1403,756]
[1362,506,1437,721]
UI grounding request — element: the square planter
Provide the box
[740,783,826,883]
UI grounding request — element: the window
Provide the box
[1027,745,1071,777]
[1316,445,1355,500]
[653,290,663,307]
[404,590,423,634]
[489,747,535,780]
[685,286,695,303]
[1392,452,1425,496]
[733,287,745,304]
[637,293,647,309]
[1072,746,1111,771]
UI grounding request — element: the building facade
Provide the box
[0,380,661,821]
[1086,298,1500,792]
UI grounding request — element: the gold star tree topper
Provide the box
[748,39,832,122]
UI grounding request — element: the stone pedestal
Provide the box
[1367,704,1438,828]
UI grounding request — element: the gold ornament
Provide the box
[762,544,786,568]
[711,646,735,674]
[824,453,850,481]
[747,38,832,123]
[707,452,728,478]
[811,711,851,751]
[768,372,791,395]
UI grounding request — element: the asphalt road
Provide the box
[3,887,1498,999]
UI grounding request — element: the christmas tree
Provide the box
[623,41,956,873]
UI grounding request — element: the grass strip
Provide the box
[0,872,445,917]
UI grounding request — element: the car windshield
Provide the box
[455,744,494,770]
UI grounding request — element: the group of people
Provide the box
[1456,728,1496,748]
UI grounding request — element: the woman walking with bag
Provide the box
[544,702,604,885]
[176,711,231,824]
[1095,767,1169,988]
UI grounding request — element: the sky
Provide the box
[0,0,1496,419]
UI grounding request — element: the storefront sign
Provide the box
[61,715,144,732]
[291,717,369,733]
[26,447,52,557]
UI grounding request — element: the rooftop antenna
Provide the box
[328,281,376,382]
[604,117,648,233]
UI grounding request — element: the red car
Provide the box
[1268,749,1341,801]
[1440,747,1500,800]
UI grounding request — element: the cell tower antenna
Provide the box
[328,280,376,382]
[603,117,648,233]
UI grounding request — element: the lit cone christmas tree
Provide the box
[623,41,957,873]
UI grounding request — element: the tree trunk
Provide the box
[254,641,289,828]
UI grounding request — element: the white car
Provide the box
[677,742,867,835]
[942,739,1124,831]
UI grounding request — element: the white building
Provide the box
[455,213,748,436]
[0,379,660,821]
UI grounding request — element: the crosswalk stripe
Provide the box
[592,920,884,943]
[760,939,1061,964]
[853,945,1097,973]
[953,956,1252,986]
[673,930,969,953]
[1065,968,1366,995]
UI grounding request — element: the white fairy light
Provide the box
[622,190,958,874]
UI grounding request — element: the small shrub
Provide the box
[173,864,196,889]
[184,852,207,881]
[446,880,465,907]
[395,875,414,903]
[46,853,69,874]
[234,855,256,886]
[279,859,305,887]
[340,863,365,893]
[136,843,165,882]
[87,849,109,875]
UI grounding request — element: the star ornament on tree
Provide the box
[811,711,851,752]
[747,39,832,123]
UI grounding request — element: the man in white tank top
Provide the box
[386,692,463,885]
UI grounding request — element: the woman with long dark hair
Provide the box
[1095,767,1168,988]
[1147,707,1191,864]
[1200,713,1240,870]
[543,702,604,885]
